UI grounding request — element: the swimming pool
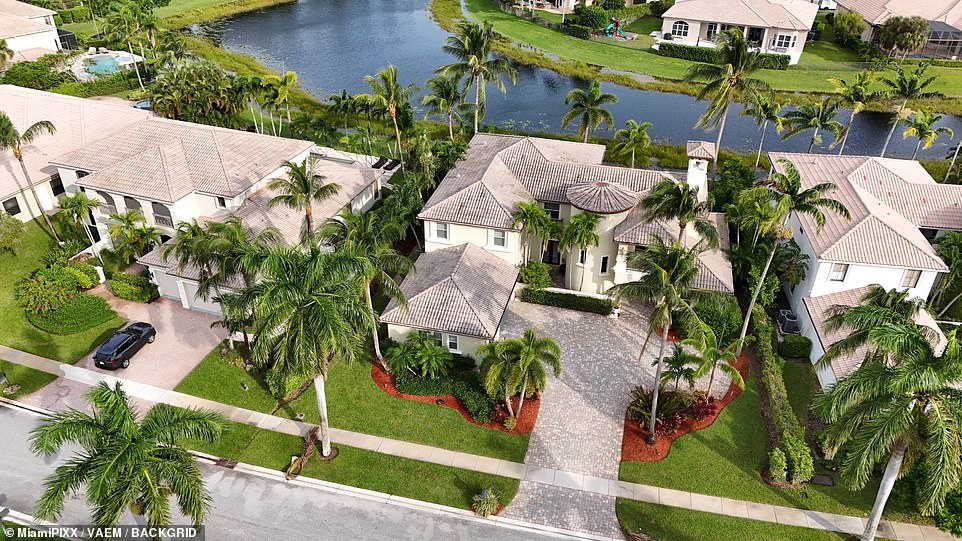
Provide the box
[83,54,121,75]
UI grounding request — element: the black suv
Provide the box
[93,322,156,370]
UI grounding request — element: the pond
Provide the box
[198,0,962,159]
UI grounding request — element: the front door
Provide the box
[543,240,561,265]
[747,27,764,46]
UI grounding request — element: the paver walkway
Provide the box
[1,345,957,541]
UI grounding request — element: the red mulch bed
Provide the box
[621,352,750,461]
[370,363,538,434]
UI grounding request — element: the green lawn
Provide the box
[0,359,57,400]
[619,366,925,524]
[783,360,820,427]
[617,499,854,541]
[188,420,519,510]
[175,344,530,462]
[0,220,126,363]
[64,0,294,34]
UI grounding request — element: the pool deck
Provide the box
[70,50,143,82]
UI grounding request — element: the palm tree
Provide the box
[103,7,145,90]
[684,327,744,396]
[829,71,884,155]
[501,329,561,417]
[204,216,280,295]
[780,98,845,153]
[164,219,217,293]
[684,28,772,165]
[561,80,617,143]
[742,94,786,167]
[560,212,601,291]
[108,209,159,263]
[511,201,552,262]
[734,159,850,355]
[901,109,954,160]
[438,20,518,134]
[226,242,375,457]
[659,344,698,390]
[0,112,59,241]
[59,192,103,265]
[328,89,357,130]
[361,65,417,168]
[268,157,340,242]
[815,325,962,541]
[422,74,464,141]
[478,340,522,417]
[612,119,653,168]
[639,179,719,249]
[29,381,225,529]
[319,208,412,364]
[879,63,941,157]
[0,38,13,68]
[609,237,715,444]
[269,71,298,127]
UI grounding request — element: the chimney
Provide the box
[685,141,716,204]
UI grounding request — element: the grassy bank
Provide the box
[65,0,295,35]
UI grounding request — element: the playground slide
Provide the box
[617,28,629,39]
[604,23,615,34]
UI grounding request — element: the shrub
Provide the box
[108,272,159,303]
[573,4,608,29]
[0,211,25,254]
[626,386,692,432]
[70,5,91,21]
[599,0,624,10]
[56,8,73,22]
[0,54,74,90]
[834,11,866,46]
[779,335,812,358]
[656,42,790,70]
[25,292,115,335]
[649,0,674,17]
[783,431,814,484]
[519,261,552,290]
[42,239,86,267]
[562,24,592,40]
[936,489,962,535]
[692,296,741,342]
[472,488,500,517]
[36,265,81,292]
[768,447,787,481]
[519,287,615,315]
[16,275,70,314]
[503,416,518,430]
[385,333,453,379]
[66,261,99,289]
[394,370,496,422]
[748,262,779,309]
[52,72,137,99]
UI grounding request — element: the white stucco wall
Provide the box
[565,208,627,295]
[387,324,488,360]
[147,268,224,314]
[659,17,806,64]
[2,177,61,222]
[5,28,61,54]
[423,220,523,265]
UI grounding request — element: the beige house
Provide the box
[659,0,819,64]
[0,0,62,63]
[836,0,962,58]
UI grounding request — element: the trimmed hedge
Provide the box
[26,292,116,335]
[108,272,159,303]
[519,287,615,315]
[56,6,90,23]
[66,261,99,289]
[519,261,552,290]
[779,334,812,358]
[563,24,592,40]
[656,42,790,70]
[394,370,496,423]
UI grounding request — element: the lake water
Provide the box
[199,0,962,159]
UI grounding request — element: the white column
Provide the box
[175,280,190,309]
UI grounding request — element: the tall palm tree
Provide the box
[609,237,715,444]
[742,94,786,167]
[226,242,375,457]
[361,65,417,168]
[612,119,653,168]
[501,329,561,417]
[734,159,849,355]
[829,71,884,155]
[561,80,617,143]
[511,201,552,262]
[29,381,225,529]
[439,20,518,134]
[204,216,280,295]
[639,179,719,248]
[780,98,845,153]
[59,192,103,265]
[164,219,217,293]
[659,344,698,390]
[684,28,772,165]
[901,109,954,160]
[684,327,744,396]
[267,157,340,242]
[879,63,941,157]
[422,74,464,141]
[328,89,357,130]
[0,112,59,241]
[815,325,962,541]
[478,339,521,417]
[103,6,145,90]
[319,208,412,364]
[560,212,601,291]
[269,71,298,127]
[0,38,13,68]
[108,209,159,263]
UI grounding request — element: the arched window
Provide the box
[672,20,689,37]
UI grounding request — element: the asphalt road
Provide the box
[0,406,577,541]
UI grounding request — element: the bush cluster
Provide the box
[108,272,159,303]
[394,370,496,423]
[692,295,741,342]
[562,24,592,40]
[56,5,91,22]
[572,4,608,29]
[0,53,75,90]
[626,386,715,435]
[26,292,115,335]
[518,261,552,290]
[649,0,674,17]
[52,72,137,99]
[656,42,790,70]
[42,239,86,267]
[779,334,812,358]
[519,287,615,315]
[782,430,814,484]
[768,447,787,481]
[66,261,99,289]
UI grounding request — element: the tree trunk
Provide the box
[861,442,907,541]
[409,222,422,251]
[365,280,385,367]
[473,74,481,134]
[249,103,260,134]
[17,157,60,242]
[937,289,962,317]
[516,375,528,418]
[582,122,589,144]
[630,148,635,169]
[391,111,404,170]
[504,387,515,417]
[83,219,104,266]
[946,142,962,182]
[647,324,671,444]
[755,119,768,168]
[808,127,819,153]
[735,240,778,356]
[447,109,454,141]
[707,363,717,396]
[579,250,588,291]
[912,139,922,160]
[305,206,313,240]
[880,100,907,158]
[678,223,686,247]
[314,375,333,457]
[839,110,856,155]
[712,109,729,173]
[127,41,144,91]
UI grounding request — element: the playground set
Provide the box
[597,17,635,40]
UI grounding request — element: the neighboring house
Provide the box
[769,152,962,386]
[0,0,63,63]
[836,0,962,58]
[658,0,819,64]
[0,85,149,223]
[390,133,733,358]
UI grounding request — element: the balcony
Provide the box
[153,214,174,228]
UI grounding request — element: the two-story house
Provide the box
[770,153,962,386]
[0,0,63,63]
[382,134,733,358]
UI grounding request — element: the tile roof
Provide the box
[686,140,717,160]
[0,85,150,200]
[420,133,676,229]
[664,0,819,30]
[770,152,953,272]
[802,286,946,380]
[565,181,640,214]
[57,117,314,203]
[836,0,962,28]
[614,209,735,293]
[0,0,55,18]
[381,243,519,339]
[0,12,53,39]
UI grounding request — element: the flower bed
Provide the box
[370,363,538,434]
[621,352,749,461]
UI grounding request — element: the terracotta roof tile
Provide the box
[664,0,819,30]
